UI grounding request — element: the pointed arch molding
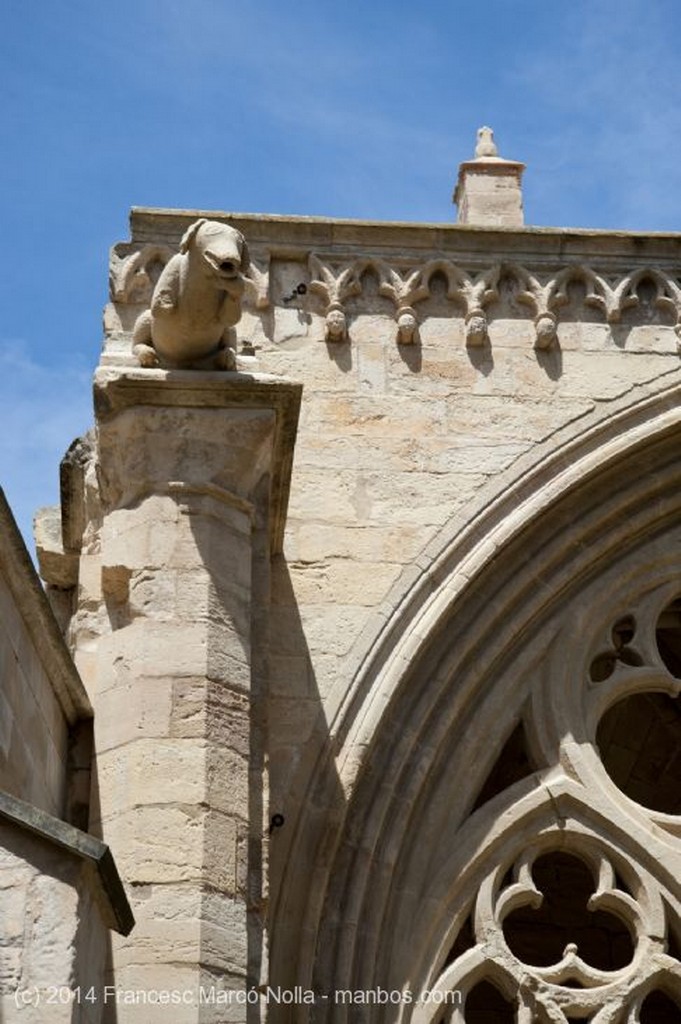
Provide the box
[272,375,681,1016]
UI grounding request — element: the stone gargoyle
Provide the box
[132,218,249,369]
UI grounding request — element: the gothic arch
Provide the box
[271,378,681,1020]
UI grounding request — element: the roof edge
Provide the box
[0,489,92,723]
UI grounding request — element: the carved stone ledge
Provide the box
[128,207,681,265]
[300,255,681,351]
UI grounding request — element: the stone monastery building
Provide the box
[1,130,681,1023]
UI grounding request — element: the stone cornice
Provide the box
[128,206,681,268]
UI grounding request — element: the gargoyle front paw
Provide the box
[133,343,159,368]
[214,347,237,371]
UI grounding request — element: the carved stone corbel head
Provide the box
[465,308,488,347]
[325,303,348,343]
[534,312,558,350]
[396,306,419,345]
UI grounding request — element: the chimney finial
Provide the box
[453,128,526,227]
[475,126,498,159]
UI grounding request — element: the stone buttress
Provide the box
[42,358,300,1021]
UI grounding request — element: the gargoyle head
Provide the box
[180,218,250,280]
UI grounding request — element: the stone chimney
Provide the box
[454,127,525,227]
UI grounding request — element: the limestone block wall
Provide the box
[107,222,679,748]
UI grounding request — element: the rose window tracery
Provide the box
[411,583,681,1024]
[595,596,681,818]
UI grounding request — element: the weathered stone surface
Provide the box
[52,368,296,1020]
[34,505,79,588]
[0,808,129,1023]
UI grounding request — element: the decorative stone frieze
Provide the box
[244,254,271,310]
[355,260,426,344]
[109,243,174,304]
[107,236,681,362]
[110,243,270,312]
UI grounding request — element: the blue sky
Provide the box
[3,0,681,550]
